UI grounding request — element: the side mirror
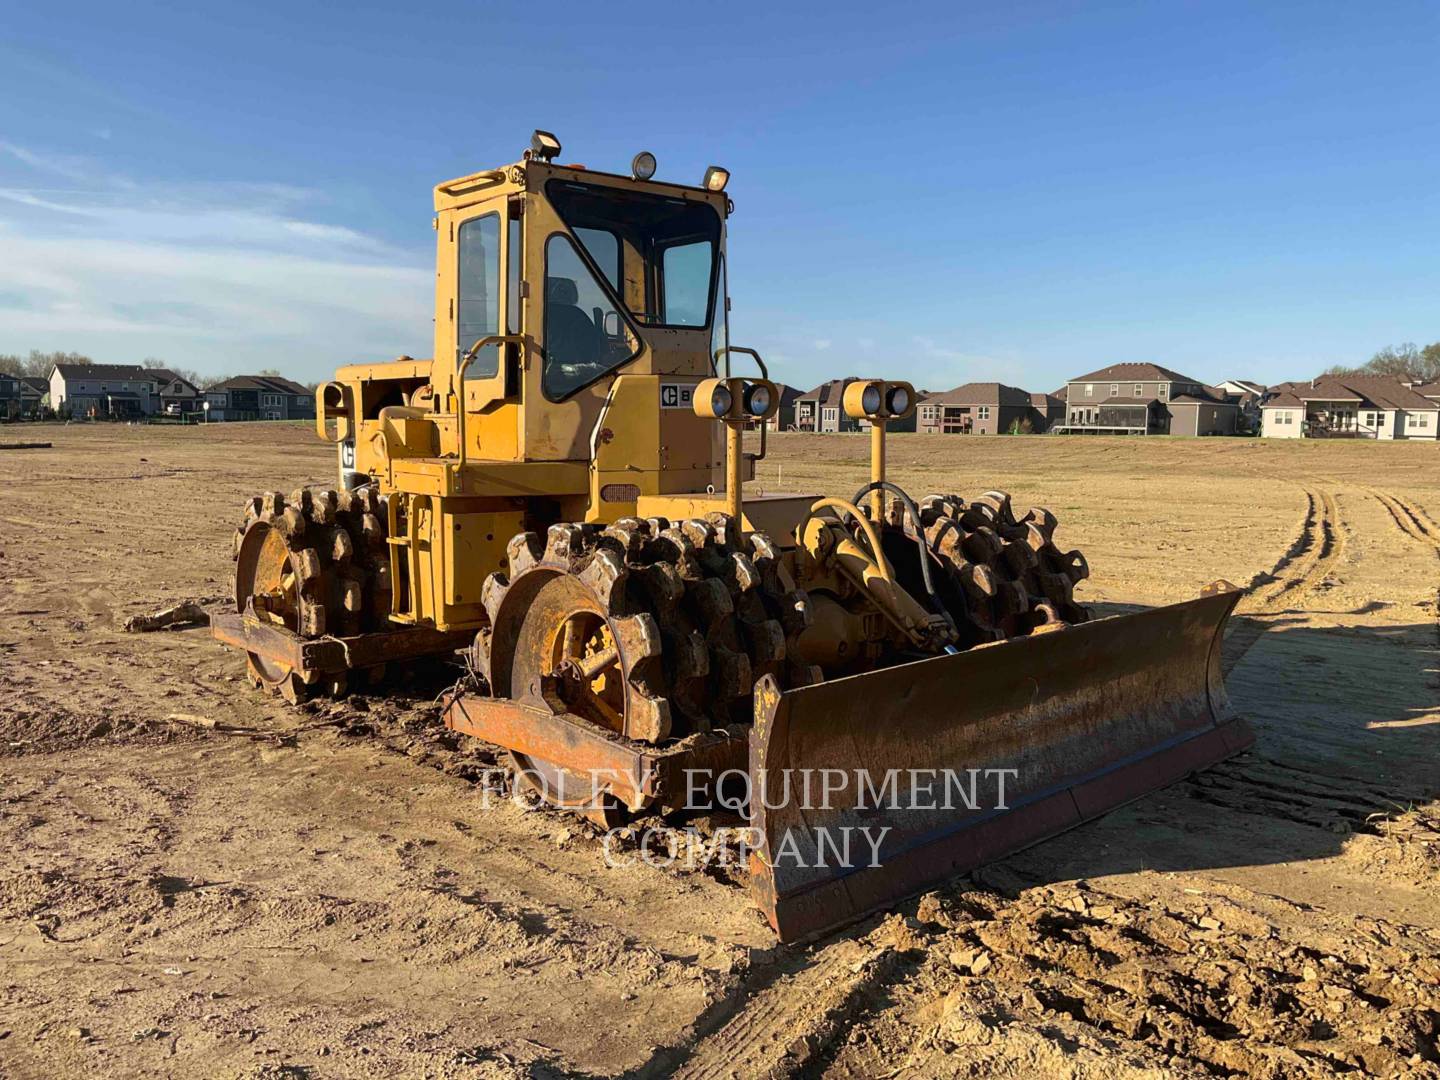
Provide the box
[603,310,622,338]
[316,381,354,444]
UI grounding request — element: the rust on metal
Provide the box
[746,586,1248,943]
[211,612,470,676]
[443,692,745,812]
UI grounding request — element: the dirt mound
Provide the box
[1344,805,1440,888]
[821,878,1440,1078]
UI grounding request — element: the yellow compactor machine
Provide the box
[214,132,1252,941]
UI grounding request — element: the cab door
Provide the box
[443,197,519,412]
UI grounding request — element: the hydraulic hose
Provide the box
[849,480,941,613]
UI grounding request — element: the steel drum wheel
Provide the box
[230,486,388,702]
[477,517,816,824]
[234,519,311,702]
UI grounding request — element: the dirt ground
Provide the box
[1,423,1437,1079]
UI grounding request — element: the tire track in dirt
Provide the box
[1225,484,1346,674]
[664,936,905,1080]
[1250,486,1345,611]
[1372,490,1440,554]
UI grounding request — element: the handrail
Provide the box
[715,344,768,381]
[436,169,508,198]
[452,334,528,488]
[715,345,770,463]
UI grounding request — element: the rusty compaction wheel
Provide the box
[232,486,390,702]
[896,490,1090,642]
[475,516,818,822]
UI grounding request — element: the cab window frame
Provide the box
[653,235,717,330]
[544,178,722,333]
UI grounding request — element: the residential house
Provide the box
[159,375,203,415]
[204,375,316,422]
[19,376,47,416]
[1059,363,1238,436]
[1030,391,1065,432]
[917,383,1049,435]
[48,363,185,418]
[794,379,861,433]
[1260,376,1439,440]
[0,373,23,419]
[763,383,805,432]
[0,374,47,418]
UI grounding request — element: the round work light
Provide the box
[631,151,657,181]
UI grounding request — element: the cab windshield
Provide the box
[545,179,721,329]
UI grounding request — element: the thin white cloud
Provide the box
[909,335,1028,389]
[0,139,96,181]
[0,142,429,378]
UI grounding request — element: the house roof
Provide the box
[1168,385,1236,406]
[1093,396,1160,407]
[1412,380,1440,400]
[771,383,804,407]
[1220,379,1266,394]
[1030,392,1064,410]
[1051,386,1068,401]
[921,382,1034,408]
[1170,393,1239,407]
[19,376,47,393]
[206,374,311,395]
[797,378,857,408]
[51,362,181,383]
[1068,362,1200,385]
[1261,376,1440,411]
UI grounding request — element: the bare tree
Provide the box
[1324,342,1439,383]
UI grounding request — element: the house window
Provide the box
[1084,383,1094,396]
[978,406,990,420]
[823,408,837,422]
[1109,383,1118,396]
[920,405,936,421]
[1133,384,1143,397]
[1159,384,1168,400]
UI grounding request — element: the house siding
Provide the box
[1261,407,1304,439]
[1169,404,1237,437]
[918,403,1031,435]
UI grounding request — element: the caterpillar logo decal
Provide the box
[660,383,694,409]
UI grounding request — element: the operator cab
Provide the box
[431,131,734,463]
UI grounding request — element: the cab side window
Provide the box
[457,213,500,378]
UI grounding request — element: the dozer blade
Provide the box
[747,586,1250,942]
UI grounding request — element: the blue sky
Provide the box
[1,0,1435,391]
